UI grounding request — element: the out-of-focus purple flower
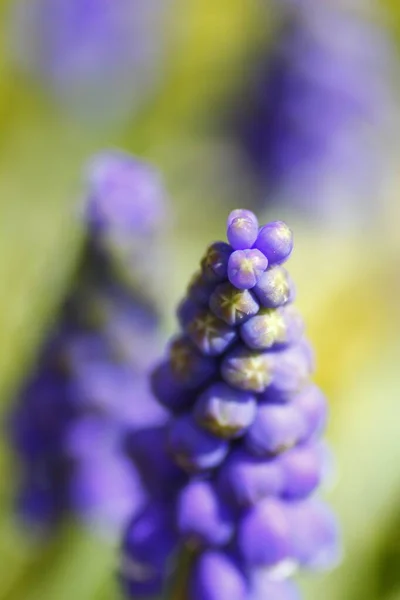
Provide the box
[234,4,395,223]
[10,0,170,125]
[85,151,167,235]
[9,151,168,537]
[120,502,178,597]
[70,454,146,536]
[119,209,339,598]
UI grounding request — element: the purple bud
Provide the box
[221,346,273,393]
[269,340,315,395]
[185,308,238,356]
[216,449,283,509]
[177,297,202,329]
[194,382,257,439]
[227,209,258,229]
[189,551,248,600]
[240,306,304,351]
[287,499,341,571]
[188,271,217,305]
[237,499,291,567]
[176,479,234,547]
[167,414,229,472]
[150,361,195,413]
[228,249,268,290]
[279,443,322,500]
[253,266,295,308]
[227,216,259,251]
[201,242,232,282]
[292,384,328,440]
[209,282,260,326]
[124,425,184,498]
[245,402,306,457]
[253,222,293,265]
[169,336,217,389]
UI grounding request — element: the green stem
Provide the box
[164,547,196,600]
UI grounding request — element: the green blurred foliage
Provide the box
[0,0,399,598]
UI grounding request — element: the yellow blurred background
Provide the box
[0,0,399,598]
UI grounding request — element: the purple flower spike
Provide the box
[189,551,248,600]
[194,382,257,439]
[10,151,168,539]
[176,480,234,548]
[185,308,238,356]
[228,249,268,290]
[253,266,295,308]
[237,499,291,567]
[240,306,304,351]
[234,4,394,224]
[167,414,229,472]
[245,402,306,457]
[119,209,337,598]
[254,222,293,266]
[209,282,260,326]
[201,242,233,283]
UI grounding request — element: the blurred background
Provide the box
[0,0,399,598]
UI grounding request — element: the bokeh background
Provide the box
[0,0,400,598]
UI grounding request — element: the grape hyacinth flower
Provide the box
[120,209,340,598]
[10,0,170,125]
[9,151,168,536]
[234,2,395,223]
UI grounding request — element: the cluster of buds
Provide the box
[120,210,340,599]
[9,152,168,536]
